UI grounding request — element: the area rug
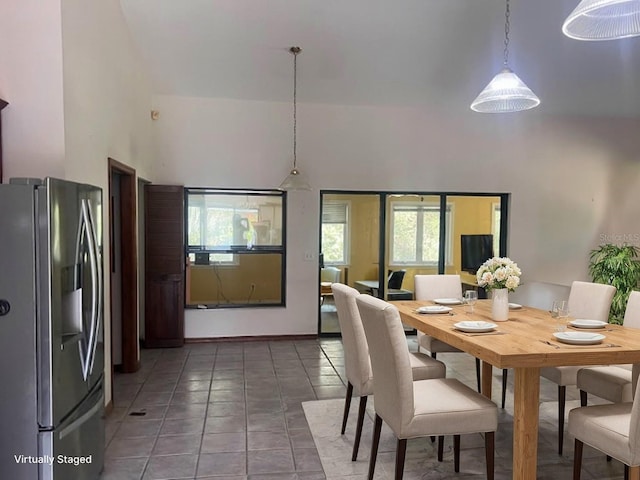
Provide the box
[301,397,622,480]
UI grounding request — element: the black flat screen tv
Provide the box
[461,234,494,274]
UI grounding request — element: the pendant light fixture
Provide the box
[563,0,640,41]
[470,0,540,113]
[278,46,311,191]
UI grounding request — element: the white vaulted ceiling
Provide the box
[119,0,640,117]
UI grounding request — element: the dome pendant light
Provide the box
[563,0,640,41]
[471,0,540,113]
[278,46,311,191]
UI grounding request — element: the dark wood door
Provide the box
[144,184,185,347]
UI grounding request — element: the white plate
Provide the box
[553,331,606,345]
[433,298,463,305]
[509,303,522,309]
[454,321,497,333]
[569,319,608,329]
[416,305,453,314]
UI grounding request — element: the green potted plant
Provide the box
[588,244,640,324]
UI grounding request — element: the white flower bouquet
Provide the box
[476,257,521,292]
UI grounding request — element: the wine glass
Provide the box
[464,290,478,314]
[554,300,569,332]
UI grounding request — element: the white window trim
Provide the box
[321,200,351,266]
[491,202,501,257]
[389,201,454,267]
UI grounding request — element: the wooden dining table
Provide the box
[393,299,640,480]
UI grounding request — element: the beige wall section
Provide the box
[323,194,380,288]
[188,255,282,304]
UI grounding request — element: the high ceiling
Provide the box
[120,0,640,117]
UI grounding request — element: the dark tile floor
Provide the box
[102,339,346,479]
[102,337,626,480]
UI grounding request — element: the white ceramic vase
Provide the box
[491,288,509,322]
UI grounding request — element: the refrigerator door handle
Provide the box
[75,199,100,381]
[85,199,102,376]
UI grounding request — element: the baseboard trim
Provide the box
[185,334,318,343]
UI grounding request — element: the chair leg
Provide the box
[580,390,587,407]
[485,431,495,480]
[475,357,482,392]
[454,435,461,473]
[368,414,383,480]
[352,395,367,461]
[558,385,566,455]
[341,382,353,435]
[501,369,508,409]
[437,436,445,461]
[573,439,583,480]
[396,438,407,480]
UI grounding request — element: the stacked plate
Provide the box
[553,331,605,345]
[569,319,608,329]
[454,321,497,333]
[433,298,462,306]
[416,306,452,314]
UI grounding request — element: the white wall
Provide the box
[0,0,66,179]
[151,95,640,338]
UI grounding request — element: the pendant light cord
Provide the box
[291,47,300,170]
[503,0,510,66]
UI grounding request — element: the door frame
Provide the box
[108,158,139,373]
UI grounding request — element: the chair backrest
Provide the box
[624,291,640,329]
[356,294,414,433]
[414,274,463,301]
[321,266,341,283]
[331,283,373,393]
[568,281,616,322]
[387,270,406,289]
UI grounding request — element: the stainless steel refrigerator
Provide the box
[0,177,104,480]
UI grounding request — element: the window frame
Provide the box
[321,200,351,266]
[389,201,454,267]
[491,202,501,257]
[184,187,286,308]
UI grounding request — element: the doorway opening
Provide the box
[108,158,139,373]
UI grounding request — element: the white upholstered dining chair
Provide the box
[356,294,497,480]
[331,283,446,461]
[540,280,616,455]
[569,375,640,480]
[578,291,640,407]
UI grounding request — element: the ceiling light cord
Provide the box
[292,46,298,170]
[278,46,310,191]
[503,0,510,66]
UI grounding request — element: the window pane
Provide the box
[188,206,201,246]
[421,211,440,262]
[493,206,501,256]
[206,208,234,247]
[321,201,349,265]
[322,224,345,263]
[393,211,417,262]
